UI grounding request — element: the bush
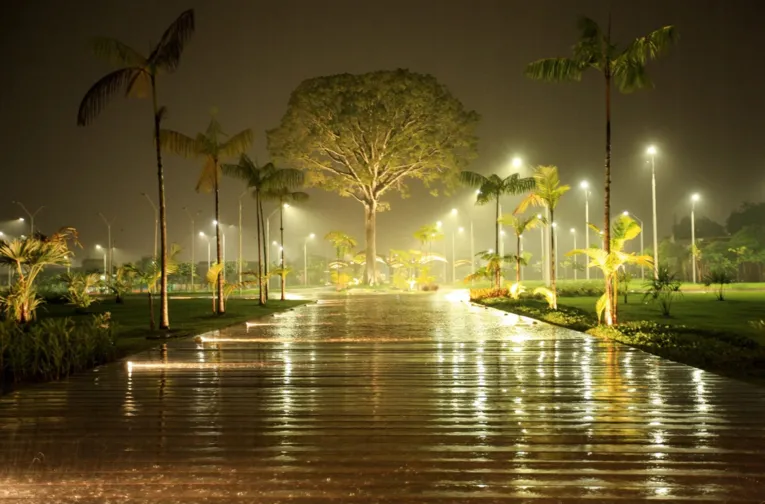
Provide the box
[556,283,605,297]
[469,287,508,300]
[1,313,116,388]
[643,266,682,316]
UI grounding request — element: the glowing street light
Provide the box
[511,156,523,169]
[13,201,43,236]
[579,181,590,280]
[690,193,700,283]
[647,145,659,279]
[623,211,645,280]
[95,244,107,275]
[98,213,115,282]
[303,233,315,286]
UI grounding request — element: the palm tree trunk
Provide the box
[516,235,521,284]
[255,191,264,305]
[259,199,268,302]
[151,76,170,330]
[148,292,155,331]
[603,31,615,325]
[550,208,557,309]
[214,174,225,314]
[279,204,286,301]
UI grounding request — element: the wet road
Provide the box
[2,292,765,502]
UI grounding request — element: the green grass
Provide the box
[462,278,765,292]
[38,296,308,357]
[555,291,765,342]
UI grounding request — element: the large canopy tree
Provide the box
[77,9,195,330]
[267,69,479,284]
[526,16,676,323]
[160,114,253,314]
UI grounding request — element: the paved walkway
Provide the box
[2,292,765,502]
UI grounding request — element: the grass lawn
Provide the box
[38,295,308,357]
[555,291,765,342]
[461,278,765,292]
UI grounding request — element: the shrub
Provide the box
[469,287,508,300]
[643,266,682,316]
[1,313,115,387]
[703,269,733,301]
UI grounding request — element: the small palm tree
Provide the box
[160,113,253,315]
[125,245,181,331]
[526,16,676,319]
[0,228,78,323]
[262,187,309,300]
[460,172,535,261]
[324,231,357,290]
[569,215,653,324]
[500,213,544,284]
[474,250,512,288]
[516,166,570,309]
[77,9,195,330]
[223,155,303,304]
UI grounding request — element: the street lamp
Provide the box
[184,208,200,291]
[95,245,107,276]
[303,233,315,286]
[537,213,545,282]
[13,201,44,236]
[570,228,577,280]
[98,213,115,282]
[551,222,558,279]
[579,181,590,280]
[647,145,659,279]
[623,211,645,280]
[199,231,211,269]
[691,193,700,283]
[140,192,159,259]
[511,156,523,169]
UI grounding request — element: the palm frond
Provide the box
[266,167,305,189]
[219,129,254,158]
[595,292,609,323]
[151,9,196,72]
[288,191,310,203]
[459,170,489,188]
[77,68,139,126]
[125,70,152,98]
[91,37,147,67]
[159,129,198,157]
[514,193,544,214]
[221,155,254,182]
[525,57,584,83]
[621,26,678,64]
[195,158,218,193]
[500,173,536,195]
[613,58,654,93]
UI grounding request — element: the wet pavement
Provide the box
[2,291,765,503]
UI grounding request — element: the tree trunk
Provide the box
[214,172,225,314]
[516,235,521,284]
[603,52,615,325]
[151,75,170,330]
[259,199,268,302]
[255,191,265,305]
[550,208,557,310]
[148,292,155,331]
[363,200,378,285]
[279,203,286,301]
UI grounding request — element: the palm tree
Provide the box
[77,9,195,331]
[159,114,253,315]
[413,224,444,257]
[472,250,512,288]
[124,245,181,331]
[460,171,535,264]
[223,156,304,304]
[324,231,357,290]
[568,215,653,324]
[526,16,676,322]
[516,166,570,309]
[500,213,544,284]
[262,187,309,300]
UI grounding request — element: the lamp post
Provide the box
[551,222,558,280]
[265,206,282,290]
[579,181,590,280]
[199,232,211,270]
[98,213,115,282]
[570,228,577,280]
[537,213,545,282]
[647,146,659,279]
[469,220,475,280]
[13,201,44,236]
[183,208,199,291]
[95,245,107,277]
[141,192,159,259]
[303,233,315,286]
[453,226,464,283]
[623,211,645,280]
[691,193,700,283]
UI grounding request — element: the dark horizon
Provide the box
[2,0,763,265]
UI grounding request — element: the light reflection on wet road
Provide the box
[2,292,765,502]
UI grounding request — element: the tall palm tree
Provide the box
[262,187,309,300]
[77,9,195,331]
[525,16,676,323]
[223,156,304,304]
[500,213,544,284]
[516,166,570,309]
[159,114,253,315]
[460,171,535,261]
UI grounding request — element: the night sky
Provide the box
[2,0,763,265]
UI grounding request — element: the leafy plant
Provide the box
[324,231,358,291]
[617,269,633,304]
[77,9,196,330]
[533,287,555,308]
[643,266,682,317]
[509,282,526,300]
[469,287,509,301]
[124,244,181,330]
[60,272,101,312]
[703,269,733,301]
[500,213,543,284]
[108,265,136,304]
